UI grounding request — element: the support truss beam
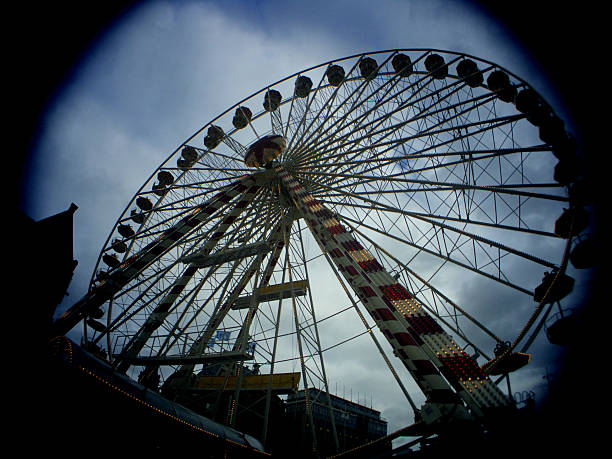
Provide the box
[52,172,261,338]
[274,164,512,425]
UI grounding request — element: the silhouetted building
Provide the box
[15,204,78,339]
[286,388,390,457]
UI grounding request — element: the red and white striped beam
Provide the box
[274,164,511,424]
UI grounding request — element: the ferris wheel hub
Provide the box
[244,134,286,168]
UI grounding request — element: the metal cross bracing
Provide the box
[98,176,269,345]
[53,172,263,338]
[161,218,290,394]
[82,171,341,451]
[114,180,265,373]
[169,206,341,453]
[113,198,276,371]
[275,164,513,424]
[275,73,564,304]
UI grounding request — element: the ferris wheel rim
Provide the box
[80,48,582,439]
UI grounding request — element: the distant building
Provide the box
[285,388,390,457]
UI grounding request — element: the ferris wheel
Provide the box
[61,49,588,452]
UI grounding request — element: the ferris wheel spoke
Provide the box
[302,170,566,211]
[175,165,251,174]
[281,96,300,144]
[115,264,206,371]
[126,175,254,224]
[140,270,212,360]
[346,220,502,357]
[287,58,379,163]
[291,53,437,164]
[171,144,250,170]
[307,161,564,211]
[259,87,284,135]
[309,218,421,412]
[91,261,180,345]
[157,225,280,362]
[157,260,248,362]
[322,196,558,239]
[84,175,264,337]
[336,208,536,296]
[337,199,554,288]
[327,184,558,270]
[112,174,262,257]
[277,164,513,417]
[159,145,248,183]
[328,183,563,230]
[284,85,349,165]
[174,216,292,376]
[291,80,407,168]
[283,70,332,145]
[278,212,324,449]
[113,185,268,367]
[297,145,549,173]
[219,133,248,160]
[293,67,494,171]
[111,208,277,336]
[228,240,283,360]
[318,180,564,204]
[391,150,535,186]
[284,66,352,154]
[284,84,340,161]
[125,191,267,273]
[294,111,527,185]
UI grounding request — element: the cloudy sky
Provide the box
[20,0,595,449]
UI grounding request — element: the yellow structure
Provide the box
[257,280,308,296]
[197,372,301,393]
[232,280,309,309]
